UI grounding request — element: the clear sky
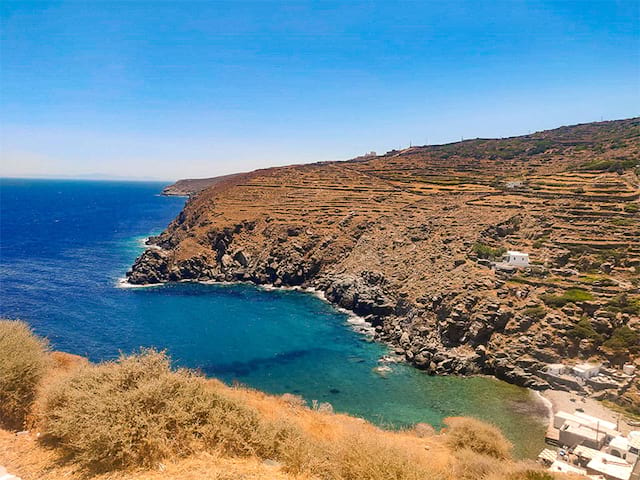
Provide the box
[1,0,639,181]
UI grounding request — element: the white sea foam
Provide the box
[116,278,163,289]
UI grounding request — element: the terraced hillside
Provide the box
[129,118,640,410]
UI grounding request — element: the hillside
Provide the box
[128,118,640,410]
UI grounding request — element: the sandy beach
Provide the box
[542,389,635,436]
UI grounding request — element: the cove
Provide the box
[0,178,547,458]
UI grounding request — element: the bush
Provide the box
[541,288,594,308]
[473,243,507,260]
[603,326,640,354]
[283,429,437,480]
[624,203,639,213]
[606,294,640,315]
[38,349,288,470]
[0,320,49,430]
[522,306,547,320]
[563,288,594,302]
[568,318,604,344]
[443,417,512,460]
[579,158,637,173]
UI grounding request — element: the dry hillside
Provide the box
[128,118,640,410]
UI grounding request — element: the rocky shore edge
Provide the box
[126,243,550,390]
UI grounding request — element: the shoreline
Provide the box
[117,275,559,419]
[117,242,629,441]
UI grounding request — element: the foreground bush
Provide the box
[444,417,512,460]
[282,429,441,480]
[0,320,49,430]
[38,349,291,470]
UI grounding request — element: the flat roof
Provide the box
[505,250,528,256]
[562,422,607,442]
[574,363,601,371]
[575,445,601,460]
[587,453,632,480]
[550,460,587,474]
[555,411,619,434]
[574,412,618,432]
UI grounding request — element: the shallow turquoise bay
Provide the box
[0,179,547,458]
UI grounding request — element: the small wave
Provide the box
[116,277,164,289]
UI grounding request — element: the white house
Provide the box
[608,436,639,464]
[587,452,633,480]
[502,250,529,267]
[573,363,602,379]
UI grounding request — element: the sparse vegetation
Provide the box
[623,203,639,213]
[473,242,507,259]
[0,320,49,430]
[541,288,594,307]
[522,306,546,320]
[606,294,640,315]
[444,417,512,460]
[603,326,640,355]
[579,157,638,173]
[38,349,300,471]
[568,318,604,344]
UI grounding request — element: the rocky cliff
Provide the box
[128,118,640,408]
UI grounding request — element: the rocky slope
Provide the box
[128,119,640,407]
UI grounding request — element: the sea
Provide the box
[0,178,547,458]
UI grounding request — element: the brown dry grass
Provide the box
[0,320,49,430]
[0,344,570,480]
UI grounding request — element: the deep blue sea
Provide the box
[0,178,546,457]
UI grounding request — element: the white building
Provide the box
[610,435,640,465]
[546,363,567,376]
[549,460,587,475]
[501,250,529,267]
[587,451,633,480]
[573,363,602,379]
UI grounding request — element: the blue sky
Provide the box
[1,1,638,180]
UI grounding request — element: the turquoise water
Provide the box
[0,178,547,458]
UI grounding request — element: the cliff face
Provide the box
[128,119,640,402]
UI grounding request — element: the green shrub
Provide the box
[473,243,507,260]
[603,326,640,354]
[563,289,594,302]
[579,158,637,173]
[623,203,639,213]
[522,306,547,320]
[541,289,594,308]
[0,320,49,430]
[606,294,640,315]
[568,318,604,344]
[444,417,512,460]
[38,349,289,470]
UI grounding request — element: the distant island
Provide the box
[129,118,640,414]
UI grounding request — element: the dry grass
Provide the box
[443,417,513,459]
[0,320,49,430]
[37,349,297,471]
[0,336,564,480]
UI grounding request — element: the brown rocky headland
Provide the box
[128,118,640,412]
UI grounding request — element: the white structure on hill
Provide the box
[501,251,529,267]
[573,363,602,379]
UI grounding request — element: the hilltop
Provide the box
[128,118,640,411]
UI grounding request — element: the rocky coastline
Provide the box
[127,118,640,413]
